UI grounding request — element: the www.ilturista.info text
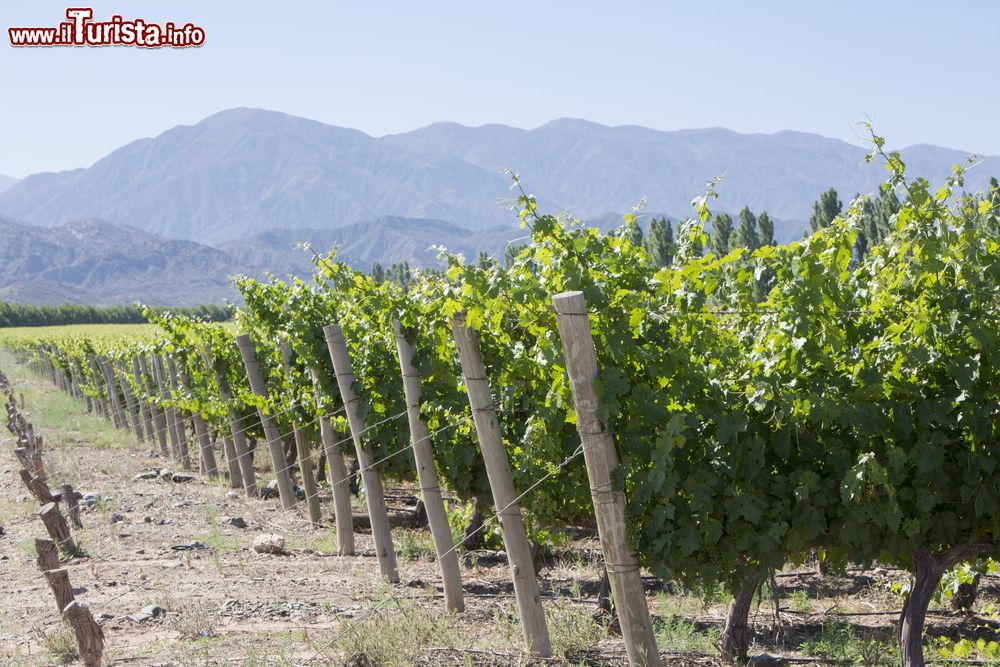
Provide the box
[8,8,205,48]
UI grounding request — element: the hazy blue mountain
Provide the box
[0,216,524,306]
[0,109,510,243]
[0,174,16,195]
[2,109,997,245]
[0,216,240,305]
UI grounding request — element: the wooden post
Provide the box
[165,358,192,470]
[87,356,110,421]
[131,358,157,448]
[279,341,322,525]
[117,361,145,443]
[35,538,60,571]
[323,324,399,582]
[138,356,170,458]
[98,358,127,430]
[39,502,78,556]
[150,355,181,462]
[206,347,257,496]
[43,568,76,615]
[450,314,551,656]
[393,319,464,612]
[310,367,354,555]
[236,335,295,509]
[19,469,55,504]
[220,434,243,489]
[63,601,104,667]
[77,360,94,413]
[552,291,659,666]
[61,483,83,529]
[191,413,219,476]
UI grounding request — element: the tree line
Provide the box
[0,302,232,328]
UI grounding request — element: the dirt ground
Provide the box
[1,349,998,666]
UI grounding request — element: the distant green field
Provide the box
[0,323,156,344]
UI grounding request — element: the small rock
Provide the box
[134,470,160,481]
[128,604,166,623]
[81,493,101,508]
[226,491,239,500]
[225,517,248,529]
[110,514,125,524]
[143,516,152,523]
[294,485,306,500]
[170,473,196,483]
[171,541,207,551]
[96,612,114,622]
[260,480,279,499]
[252,534,286,555]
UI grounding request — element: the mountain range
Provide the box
[0,175,17,195]
[1,108,998,306]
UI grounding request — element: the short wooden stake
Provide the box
[450,314,551,656]
[35,538,60,571]
[63,600,104,667]
[310,367,354,555]
[19,469,55,504]
[393,319,464,611]
[39,502,78,556]
[43,568,76,615]
[236,334,295,509]
[61,483,83,529]
[323,323,399,582]
[553,291,659,666]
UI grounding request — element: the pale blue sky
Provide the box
[2,1,997,177]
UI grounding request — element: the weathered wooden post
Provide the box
[131,358,157,448]
[63,601,104,667]
[393,319,464,611]
[150,355,181,462]
[552,291,659,666]
[60,483,83,529]
[323,324,399,582]
[35,538,60,571]
[43,569,76,614]
[87,356,110,421]
[191,413,219,477]
[76,360,94,413]
[279,341,321,525]
[236,334,295,509]
[205,346,256,496]
[165,358,193,470]
[39,502,78,556]
[98,358,127,430]
[116,361,145,443]
[138,356,170,458]
[450,313,551,656]
[179,366,219,477]
[309,367,354,555]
